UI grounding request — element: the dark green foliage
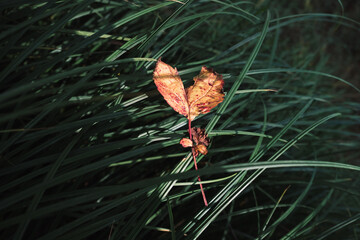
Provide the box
[0,1,359,239]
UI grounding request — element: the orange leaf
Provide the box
[186,66,225,121]
[153,60,220,207]
[153,58,189,118]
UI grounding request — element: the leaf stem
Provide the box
[189,119,208,206]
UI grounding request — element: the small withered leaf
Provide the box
[180,138,193,148]
[191,127,209,147]
[179,127,210,156]
[194,144,208,156]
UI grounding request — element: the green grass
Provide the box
[0,0,359,239]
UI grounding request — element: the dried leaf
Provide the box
[180,127,209,156]
[191,127,209,156]
[153,58,189,117]
[180,138,193,148]
[186,66,225,121]
[153,59,219,206]
[154,60,223,158]
[194,144,208,156]
[191,127,210,147]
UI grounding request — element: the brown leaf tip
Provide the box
[154,58,174,75]
[204,67,225,91]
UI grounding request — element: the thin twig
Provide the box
[188,119,208,206]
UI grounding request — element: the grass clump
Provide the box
[0,1,359,239]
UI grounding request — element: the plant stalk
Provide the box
[188,119,208,206]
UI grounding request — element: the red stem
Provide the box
[189,119,208,206]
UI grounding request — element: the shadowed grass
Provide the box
[0,0,359,239]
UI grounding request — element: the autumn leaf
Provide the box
[153,58,189,118]
[180,127,210,156]
[153,58,224,207]
[153,59,224,121]
[186,66,225,121]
